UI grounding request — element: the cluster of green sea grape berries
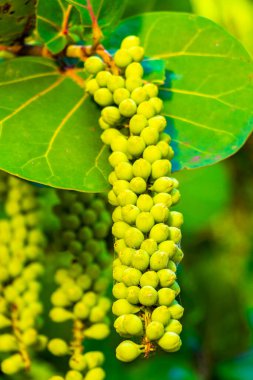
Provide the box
[84,35,184,362]
[48,191,112,380]
[0,174,47,375]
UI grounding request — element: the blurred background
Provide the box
[1,0,253,379]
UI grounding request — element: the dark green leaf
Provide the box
[0,57,110,192]
[106,13,253,171]
[37,0,81,54]
[0,0,36,45]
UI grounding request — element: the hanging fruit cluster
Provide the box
[84,35,184,362]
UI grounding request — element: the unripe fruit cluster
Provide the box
[51,191,112,378]
[87,35,184,361]
[0,174,47,375]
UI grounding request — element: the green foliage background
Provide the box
[1,1,253,379]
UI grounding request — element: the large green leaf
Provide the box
[106,13,253,171]
[37,0,82,54]
[65,0,126,36]
[0,57,110,192]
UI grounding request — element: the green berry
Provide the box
[149,224,170,243]
[85,56,104,74]
[84,351,104,369]
[84,368,106,380]
[84,323,110,339]
[158,268,177,287]
[141,126,159,145]
[1,354,24,375]
[127,136,146,157]
[168,301,184,319]
[137,101,156,119]
[114,315,129,336]
[114,239,126,254]
[94,88,113,106]
[140,239,158,255]
[131,87,148,105]
[146,321,164,341]
[113,88,130,105]
[122,267,142,286]
[169,227,182,243]
[112,299,140,316]
[48,338,69,356]
[118,247,135,265]
[96,70,112,86]
[129,177,147,194]
[148,115,167,132]
[125,62,144,78]
[136,194,153,211]
[168,211,184,228]
[107,75,125,91]
[101,106,121,125]
[140,271,159,288]
[121,36,140,49]
[149,97,163,113]
[143,145,162,163]
[119,99,137,117]
[116,340,142,362]
[158,332,182,352]
[115,163,133,181]
[165,319,182,334]
[171,281,181,296]
[123,314,143,336]
[153,192,172,207]
[138,286,158,306]
[151,203,169,223]
[118,189,137,206]
[114,49,132,68]
[132,158,151,179]
[157,140,171,157]
[108,171,118,185]
[136,212,155,233]
[101,128,121,145]
[0,334,18,351]
[152,306,170,325]
[150,250,169,270]
[113,282,128,299]
[151,159,172,179]
[151,177,174,193]
[121,204,140,224]
[172,248,184,264]
[108,190,118,206]
[124,227,144,248]
[158,288,176,306]
[110,135,127,153]
[125,77,143,92]
[126,285,141,304]
[131,249,150,271]
[129,114,148,134]
[69,354,87,372]
[73,302,90,319]
[65,370,83,380]
[171,188,181,204]
[112,221,130,239]
[112,179,130,196]
[50,308,73,322]
[86,79,99,94]
[113,264,128,282]
[129,46,145,62]
[143,83,158,98]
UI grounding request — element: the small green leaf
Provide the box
[37,0,81,54]
[106,13,253,171]
[65,0,126,36]
[0,57,110,192]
